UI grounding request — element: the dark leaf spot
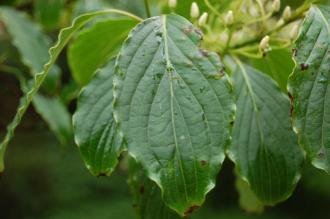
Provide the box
[97,173,107,177]
[288,92,294,116]
[199,49,209,57]
[184,205,200,217]
[182,25,193,34]
[200,160,207,166]
[300,63,309,71]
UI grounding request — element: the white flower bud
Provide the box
[283,6,291,21]
[168,0,177,9]
[190,2,200,19]
[224,10,234,26]
[198,12,208,26]
[272,0,281,12]
[259,35,270,51]
[290,24,300,40]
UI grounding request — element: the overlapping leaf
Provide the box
[228,63,304,204]
[73,61,124,176]
[114,14,234,215]
[289,5,330,173]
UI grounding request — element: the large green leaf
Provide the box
[0,7,60,92]
[252,49,295,92]
[128,159,181,219]
[227,62,304,204]
[73,60,124,176]
[113,14,234,215]
[0,9,142,172]
[288,5,330,173]
[68,18,137,86]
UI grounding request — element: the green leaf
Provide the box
[73,60,124,176]
[34,0,65,30]
[235,171,264,214]
[0,7,61,92]
[227,61,304,204]
[128,159,181,219]
[114,14,234,216]
[0,9,142,172]
[251,49,295,92]
[288,5,330,173]
[33,94,73,145]
[68,18,137,86]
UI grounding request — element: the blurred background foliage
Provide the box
[0,0,330,218]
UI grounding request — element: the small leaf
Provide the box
[227,62,304,204]
[114,14,234,215]
[289,5,330,173]
[0,9,142,172]
[68,18,137,86]
[73,60,124,176]
[251,49,295,92]
[128,159,181,219]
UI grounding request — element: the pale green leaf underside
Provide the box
[114,14,234,215]
[289,5,330,173]
[73,60,124,176]
[0,9,142,172]
[68,18,137,86]
[228,63,304,204]
[128,159,181,219]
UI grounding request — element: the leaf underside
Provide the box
[289,5,330,173]
[228,63,304,204]
[114,14,234,216]
[73,60,123,176]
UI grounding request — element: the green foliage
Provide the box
[1,1,330,219]
[113,14,233,216]
[289,5,330,173]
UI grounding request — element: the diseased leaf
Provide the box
[252,49,295,92]
[227,62,304,204]
[0,9,142,172]
[0,7,61,92]
[128,159,181,219]
[73,60,124,176]
[114,14,234,216]
[289,5,330,173]
[68,18,137,86]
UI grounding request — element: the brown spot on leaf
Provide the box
[230,121,234,127]
[200,160,207,166]
[288,92,294,117]
[318,152,325,159]
[97,173,107,177]
[184,205,200,217]
[300,63,309,71]
[194,28,203,39]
